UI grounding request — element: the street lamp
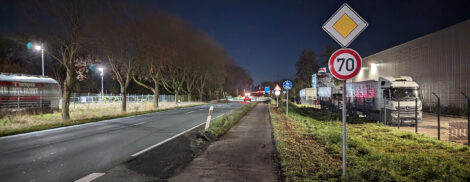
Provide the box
[27,42,45,76]
[98,68,104,98]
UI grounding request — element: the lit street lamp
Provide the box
[98,68,104,98]
[27,42,45,76]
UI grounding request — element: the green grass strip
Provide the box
[270,100,470,181]
[206,102,256,138]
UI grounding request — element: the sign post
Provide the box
[265,86,270,94]
[283,80,292,116]
[322,3,367,176]
[274,84,281,107]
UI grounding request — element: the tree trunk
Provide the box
[198,90,203,102]
[153,83,159,109]
[187,94,191,102]
[175,90,178,103]
[121,87,127,112]
[61,68,73,121]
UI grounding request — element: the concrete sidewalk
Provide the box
[169,103,279,182]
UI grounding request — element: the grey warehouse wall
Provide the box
[351,19,470,112]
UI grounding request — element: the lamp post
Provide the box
[28,42,45,76]
[99,68,104,99]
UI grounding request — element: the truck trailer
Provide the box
[318,86,343,110]
[346,76,422,125]
[299,88,317,105]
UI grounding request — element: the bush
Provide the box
[206,102,256,138]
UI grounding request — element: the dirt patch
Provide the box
[96,126,212,181]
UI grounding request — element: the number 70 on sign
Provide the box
[328,48,362,80]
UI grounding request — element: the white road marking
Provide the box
[131,113,225,157]
[74,172,105,182]
[185,110,195,114]
[133,121,146,126]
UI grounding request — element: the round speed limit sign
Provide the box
[328,48,362,80]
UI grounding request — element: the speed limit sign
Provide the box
[328,48,362,80]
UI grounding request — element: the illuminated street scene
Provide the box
[0,0,469,181]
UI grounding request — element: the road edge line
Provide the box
[74,172,105,182]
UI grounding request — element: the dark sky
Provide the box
[2,0,470,84]
[143,0,470,84]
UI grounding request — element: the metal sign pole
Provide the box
[323,4,368,177]
[286,90,289,116]
[342,79,347,176]
[276,95,279,107]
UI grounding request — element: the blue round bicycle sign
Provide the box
[283,80,292,90]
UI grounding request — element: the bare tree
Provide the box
[161,62,186,103]
[85,2,136,112]
[132,11,176,108]
[18,0,92,120]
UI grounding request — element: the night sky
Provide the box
[2,0,470,84]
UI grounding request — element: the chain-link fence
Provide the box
[69,93,180,104]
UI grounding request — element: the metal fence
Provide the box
[69,93,181,104]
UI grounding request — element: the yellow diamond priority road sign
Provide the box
[323,3,368,47]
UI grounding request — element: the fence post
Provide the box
[415,98,418,133]
[40,90,43,109]
[461,92,469,146]
[384,96,387,125]
[17,88,20,109]
[397,99,401,129]
[432,92,440,140]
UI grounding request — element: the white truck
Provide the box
[299,88,317,105]
[346,76,422,125]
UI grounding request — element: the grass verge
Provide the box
[270,100,470,181]
[206,102,256,138]
[0,103,204,137]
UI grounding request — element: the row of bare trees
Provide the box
[14,0,252,121]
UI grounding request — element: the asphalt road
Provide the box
[0,102,242,182]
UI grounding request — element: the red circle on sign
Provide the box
[328,48,362,80]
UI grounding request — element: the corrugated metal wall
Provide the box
[352,20,470,111]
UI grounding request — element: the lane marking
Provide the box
[133,122,146,126]
[185,110,195,115]
[131,113,225,157]
[74,172,105,182]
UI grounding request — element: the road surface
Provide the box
[0,103,242,182]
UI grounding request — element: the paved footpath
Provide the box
[170,103,279,182]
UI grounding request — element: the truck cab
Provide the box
[379,76,422,124]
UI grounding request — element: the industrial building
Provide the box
[351,19,470,113]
